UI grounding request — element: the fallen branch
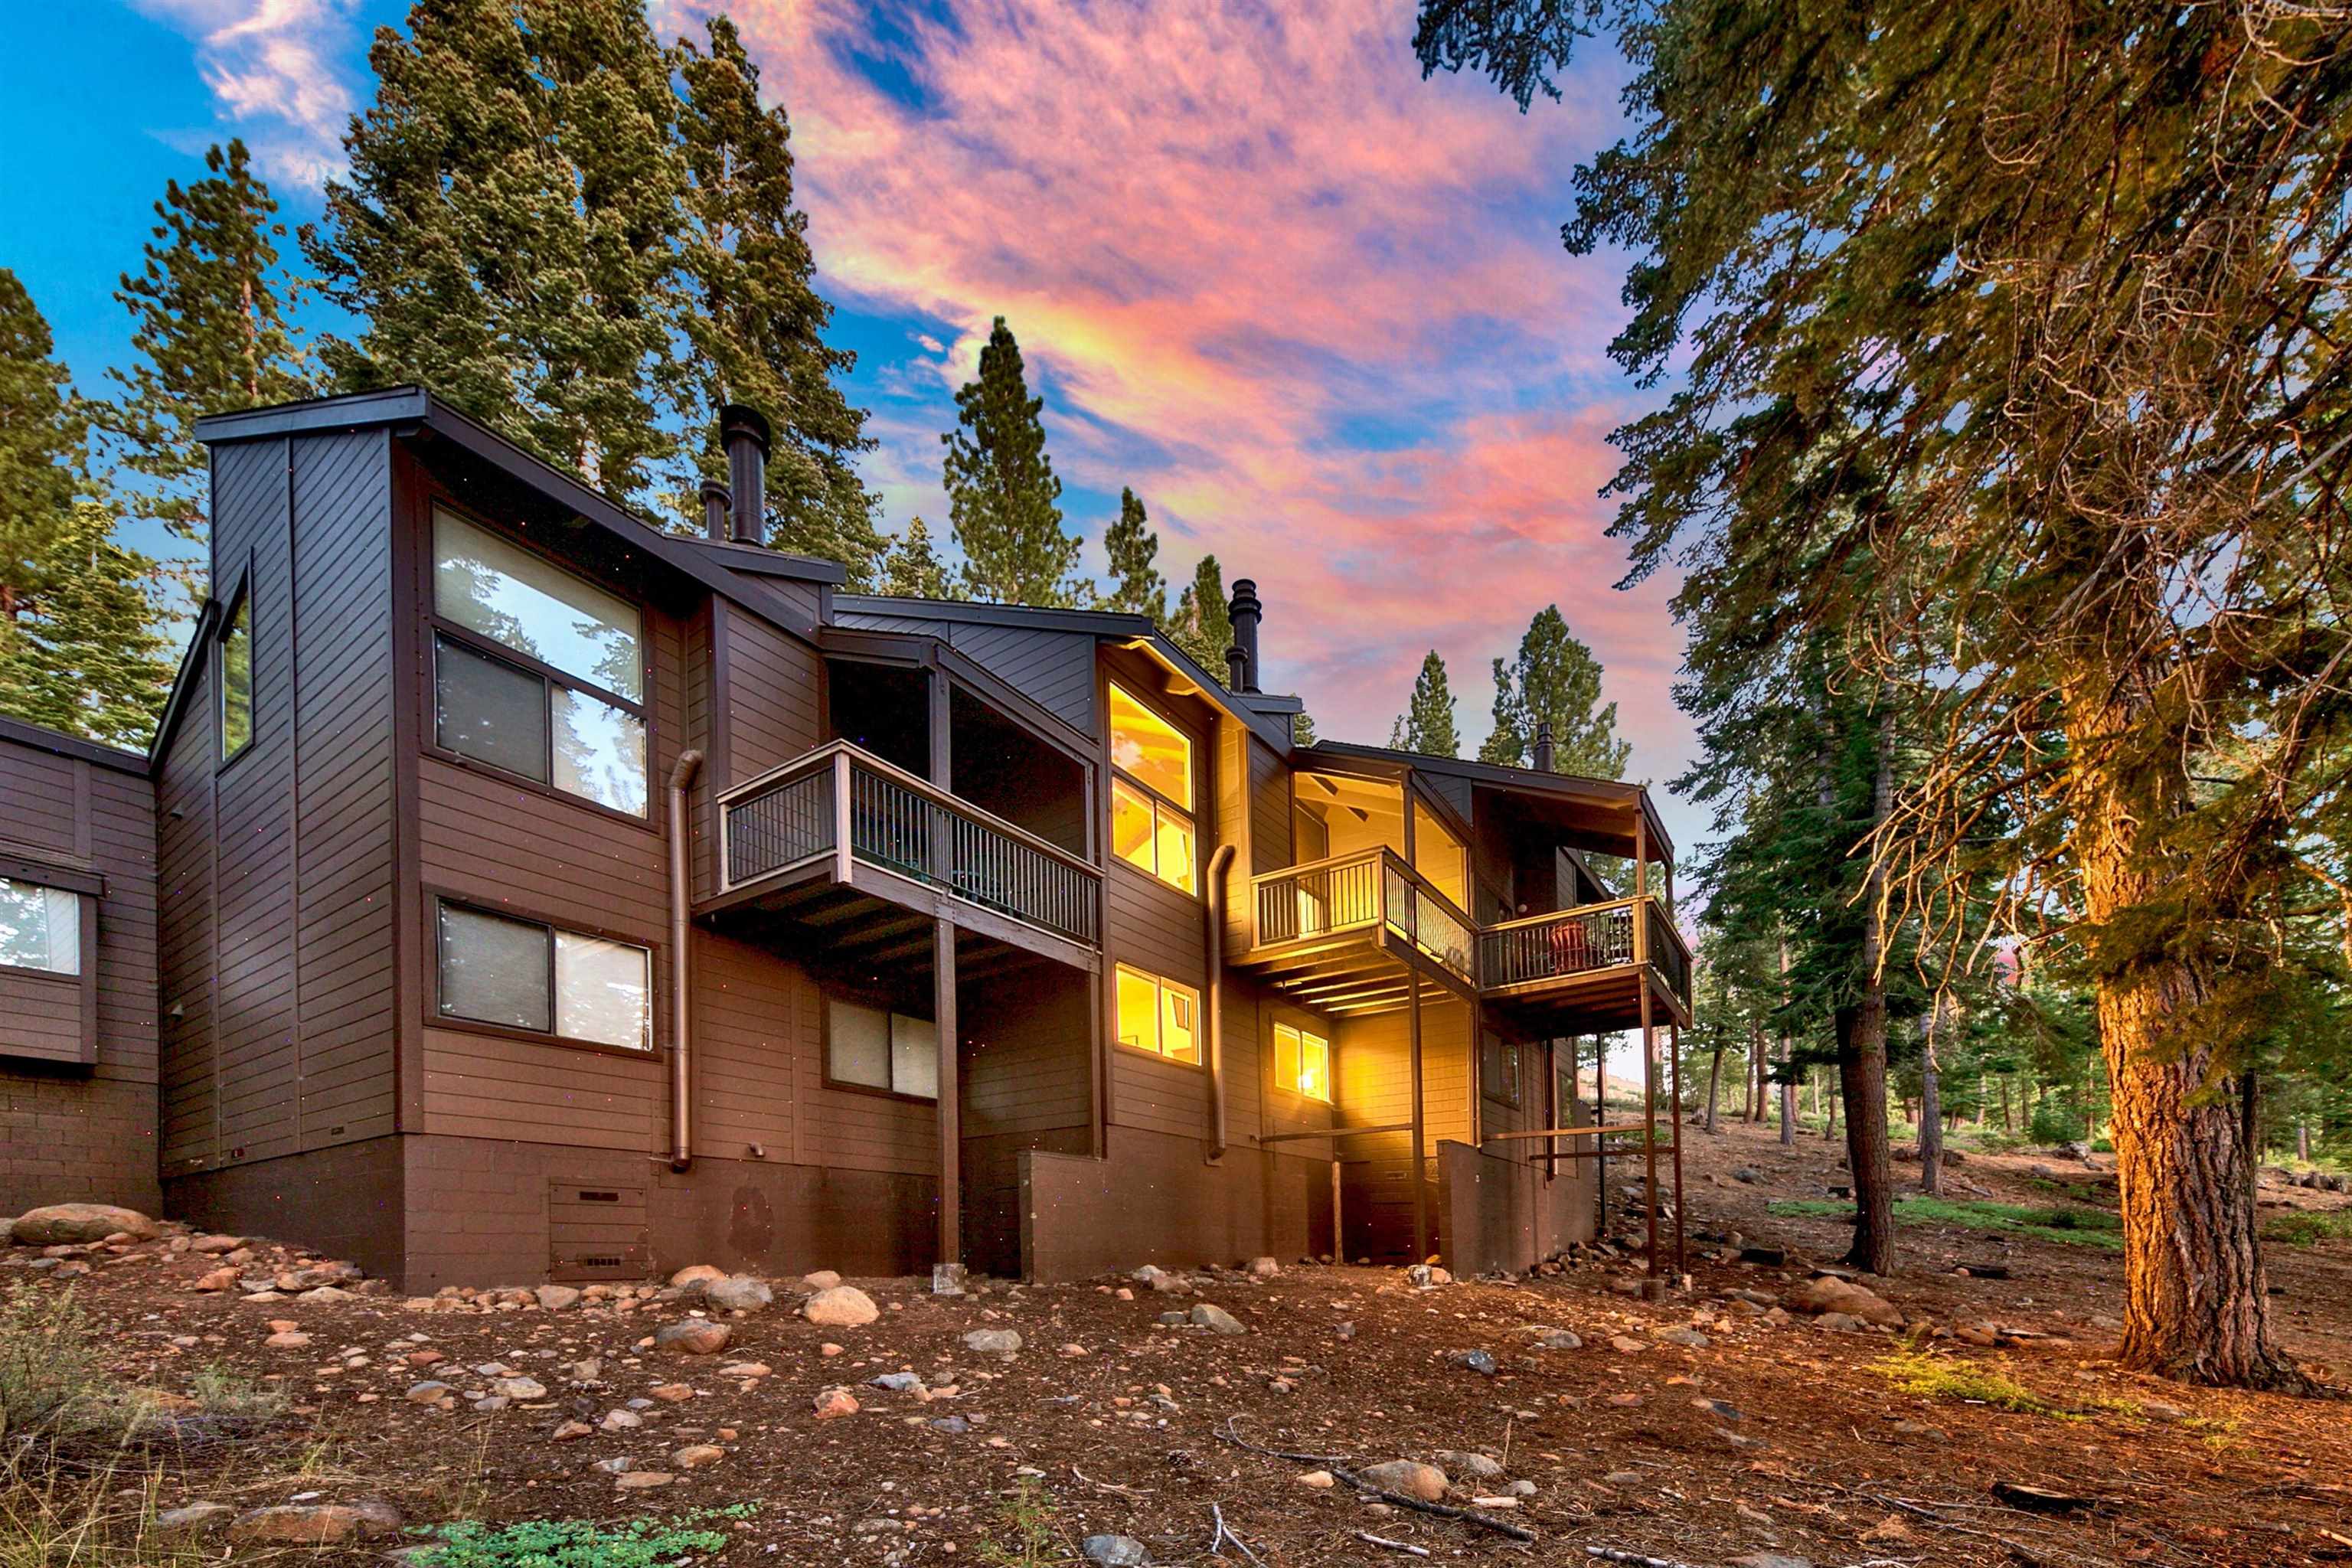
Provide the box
[1583,1547,1704,1568]
[1356,1531,1432,1557]
[1207,1501,1262,1564]
[1216,1416,1537,1544]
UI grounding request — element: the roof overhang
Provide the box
[1305,740,1672,865]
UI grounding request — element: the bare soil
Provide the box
[20,1120,2352,1566]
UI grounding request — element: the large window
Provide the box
[1412,797,1466,911]
[826,999,939,1099]
[435,900,651,1051]
[1273,1021,1330,1102]
[218,590,252,762]
[1115,964,1200,1064]
[432,508,647,816]
[1108,683,1195,893]
[0,880,80,976]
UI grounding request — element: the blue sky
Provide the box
[2,0,1709,865]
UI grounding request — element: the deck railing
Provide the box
[1479,898,1639,989]
[1250,848,1478,989]
[718,742,1100,947]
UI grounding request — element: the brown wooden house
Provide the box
[0,387,1690,1291]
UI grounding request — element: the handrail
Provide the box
[719,740,1100,946]
[1483,895,1640,936]
[718,739,1099,880]
[1248,848,1479,942]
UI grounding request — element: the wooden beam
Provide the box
[935,920,960,1272]
[1409,976,1428,1266]
[1640,979,1658,1287]
[1670,1018,1686,1277]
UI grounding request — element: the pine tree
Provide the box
[674,16,883,580]
[1390,650,1460,756]
[1099,487,1165,619]
[1478,605,1629,778]
[0,272,174,747]
[1292,711,1318,746]
[1169,555,1230,671]
[941,318,1078,606]
[878,516,954,599]
[306,0,689,500]
[102,139,309,545]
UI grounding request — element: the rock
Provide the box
[654,1320,732,1355]
[1298,1469,1337,1488]
[1081,1533,1150,1566]
[492,1377,547,1400]
[188,1233,241,1254]
[930,1414,971,1434]
[1608,1335,1645,1354]
[589,1457,637,1475]
[963,1328,1023,1354]
[1449,1348,1498,1376]
[263,1331,312,1350]
[718,1361,771,1379]
[1732,1167,1761,1184]
[192,1267,238,1292]
[812,1387,859,1419]
[1655,1327,1711,1349]
[1188,1303,1246,1335]
[614,1472,675,1491]
[2141,1400,2189,1422]
[691,1275,774,1313]
[1527,1328,1582,1351]
[650,1383,693,1403]
[871,1371,928,1394]
[1786,1275,1906,1328]
[152,1501,235,1537]
[1247,1256,1280,1279]
[802,1285,879,1328]
[11,1204,159,1245]
[1815,1312,1867,1332]
[599,1410,643,1432]
[550,1420,593,1441]
[669,1264,727,1289]
[1404,1263,1451,1289]
[534,1285,581,1311]
[1134,1264,1179,1292]
[403,1381,451,1404]
[226,1501,402,1545]
[1730,1555,1815,1568]
[671,1444,724,1468]
[1433,1449,1504,1481]
[802,1269,843,1291]
[1357,1460,1449,1502]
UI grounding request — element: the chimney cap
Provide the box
[720,403,772,453]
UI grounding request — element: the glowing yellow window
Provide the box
[1275,1022,1330,1102]
[1116,964,1200,1064]
[1108,683,1197,893]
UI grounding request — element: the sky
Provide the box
[0,0,1707,864]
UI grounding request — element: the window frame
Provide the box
[0,875,89,981]
[820,995,941,1103]
[1481,1031,1523,1109]
[426,893,656,1059]
[1105,680,1200,897]
[1112,962,1204,1067]
[215,571,254,770]
[1270,1015,1333,1105]
[423,504,655,828]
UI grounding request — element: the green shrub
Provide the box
[409,1508,753,1568]
[0,1288,283,1451]
[1768,1197,2124,1250]
[2263,1211,2352,1246]
[1870,1344,2072,1417]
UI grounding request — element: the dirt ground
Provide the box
[19,1119,2352,1567]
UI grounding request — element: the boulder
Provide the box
[1432,1449,1504,1481]
[13,1204,158,1245]
[812,1387,859,1419]
[669,1264,727,1289]
[655,1320,731,1355]
[226,1501,401,1546]
[534,1285,581,1311]
[802,1269,843,1291]
[693,1275,775,1313]
[1188,1303,1246,1335]
[1785,1275,1905,1328]
[802,1285,879,1328]
[1357,1460,1448,1501]
[1246,1256,1280,1279]
[1081,1534,1149,1566]
[963,1328,1022,1354]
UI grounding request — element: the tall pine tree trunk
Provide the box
[2067,691,2295,1387]
[1919,1005,1945,1196]
[1837,708,1896,1274]
[1776,936,1798,1146]
[1704,1037,1724,1134]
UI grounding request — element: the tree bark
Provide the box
[1775,935,1798,1145]
[1919,1008,1944,1196]
[2068,691,2298,1388]
[1704,1037,1724,1135]
[1837,707,1896,1274]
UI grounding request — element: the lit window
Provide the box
[1274,1021,1330,1102]
[435,900,650,1050]
[1412,798,1466,910]
[0,880,80,976]
[1115,964,1200,1064]
[826,998,938,1099]
[1108,683,1195,893]
[432,509,646,815]
[218,590,252,761]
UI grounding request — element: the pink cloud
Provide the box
[663,0,1696,810]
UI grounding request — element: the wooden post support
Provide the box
[1409,978,1428,1266]
[934,920,961,1279]
[1640,978,1659,1293]
[1669,1015,1685,1277]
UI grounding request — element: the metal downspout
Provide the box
[1205,844,1238,1161]
[668,750,705,1171]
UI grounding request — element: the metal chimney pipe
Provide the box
[701,479,731,542]
[719,404,771,546]
[1533,719,1555,773]
[1224,645,1248,691]
[1226,577,1262,693]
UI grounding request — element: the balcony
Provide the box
[1241,848,1479,1015]
[1237,856,1690,1028]
[710,741,1100,969]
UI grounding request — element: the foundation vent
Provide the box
[547,1180,650,1281]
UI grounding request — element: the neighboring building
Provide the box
[0,387,1691,1291]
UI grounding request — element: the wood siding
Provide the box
[0,733,157,1211]
[946,622,1096,735]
